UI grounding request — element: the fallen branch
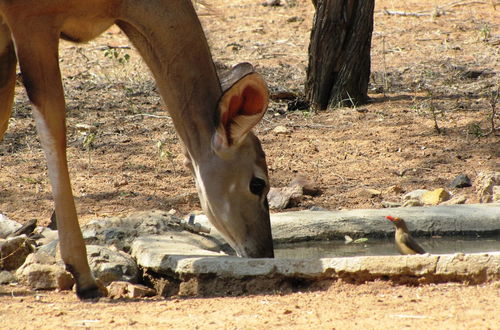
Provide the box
[383,1,491,18]
[332,172,347,183]
[98,45,131,50]
[439,0,490,9]
[288,123,338,129]
[383,9,436,17]
[485,89,498,136]
[127,113,172,120]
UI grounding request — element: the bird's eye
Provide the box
[249,177,267,196]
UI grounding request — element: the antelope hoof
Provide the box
[76,280,108,300]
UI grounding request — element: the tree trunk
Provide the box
[305,0,374,110]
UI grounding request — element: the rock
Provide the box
[0,235,34,270]
[107,281,129,298]
[33,227,59,246]
[8,219,37,238]
[38,239,59,257]
[402,189,429,201]
[267,188,285,209]
[106,281,129,299]
[402,200,423,207]
[381,201,402,208]
[16,252,74,291]
[0,214,22,239]
[287,98,310,111]
[309,206,328,211]
[23,250,55,265]
[289,175,321,196]
[132,231,228,265]
[384,185,404,195]
[107,281,156,299]
[476,172,499,203]
[267,185,303,210]
[461,70,484,79]
[262,0,281,6]
[48,210,57,229]
[85,245,139,285]
[421,188,451,205]
[18,244,139,289]
[141,253,500,296]
[286,16,304,23]
[81,210,185,251]
[357,188,382,198]
[449,174,472,188]
[440,195,467,205]
[493,186,500,202]
[0,270,16,284]
[132,234,228,275]
[270,88,298,101]
[75,123,97,133]
[128,283,156,298]
[272,125,291,135]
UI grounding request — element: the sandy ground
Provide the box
[1,281,499,329]
[1,0,498,224]
[0,0,499,328]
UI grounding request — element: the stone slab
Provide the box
[139,252,500,285]
[130,205,500,295]
[0,236,34,270]
[86,245,139,285]
[131,235,227,273]
[0,214,22,239]
[195,204,500,243]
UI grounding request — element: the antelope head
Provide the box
[185,63,274,258]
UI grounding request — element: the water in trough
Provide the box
[274,235,500,259]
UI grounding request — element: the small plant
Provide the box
[412,90,444,134]
[329,92,355,110]
[485,88,498,136]
[428,101,442,134]
[22,177,42,185]
[156,141,177,175]
[82,132,96,150]
[102,46,131,65]
[467,123,485,138]
[301,109,313,118]
[381,35,389,95]
[479,23,491,42]
[82,132,96,174]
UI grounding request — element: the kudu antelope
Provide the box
[0,0,274,299]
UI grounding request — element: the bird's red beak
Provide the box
[386,215,395,221]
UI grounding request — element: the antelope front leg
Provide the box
[0,22,16,140]
[10,20,103,299]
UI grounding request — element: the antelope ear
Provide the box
[212,63,269,152]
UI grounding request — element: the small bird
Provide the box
[386,216,426,255]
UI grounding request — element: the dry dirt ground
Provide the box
[0,0,499,328]
[1,281,499,329]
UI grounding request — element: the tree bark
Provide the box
[305,0,374,110]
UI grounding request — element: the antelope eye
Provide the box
[249,177,267,196]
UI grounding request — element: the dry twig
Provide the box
[383,9,431,17]
[485,89,498,136]
[382,1,491,17]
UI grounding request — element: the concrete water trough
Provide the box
[131,204,500,296]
